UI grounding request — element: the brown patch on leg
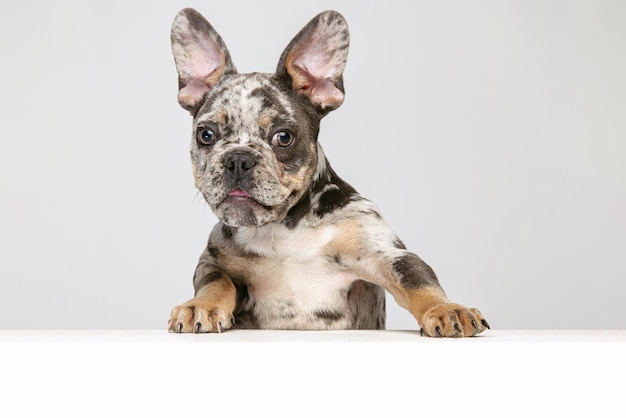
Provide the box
[322,219,364,259]
[401,287,489,337]
[168,277,237,333]
[322,220,489,337]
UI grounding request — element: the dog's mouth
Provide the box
[215,188,277,226]
[220,188,271,210]
[227,188,253,199]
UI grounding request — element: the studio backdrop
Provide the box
[1,0,624,330]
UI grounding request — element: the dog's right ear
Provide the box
[171,8,236,113]
[276,11,349,114]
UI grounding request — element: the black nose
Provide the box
[224,152,257,180]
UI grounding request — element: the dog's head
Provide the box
[171,9,349,227]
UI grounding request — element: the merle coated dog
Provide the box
[167,8,489,337]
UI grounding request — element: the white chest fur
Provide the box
[232,223,358,329]
[236,222,335,259]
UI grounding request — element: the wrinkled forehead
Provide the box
[195,73,298,130]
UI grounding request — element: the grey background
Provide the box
[1,0,624,330]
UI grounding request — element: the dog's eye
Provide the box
[197,128,217,146]
[271,131,295,147]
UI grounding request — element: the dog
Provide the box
[167,8,489,337]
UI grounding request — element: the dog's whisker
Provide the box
[191,190,204,206]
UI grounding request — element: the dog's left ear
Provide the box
[276,11,349,113]
[171,8,237,113]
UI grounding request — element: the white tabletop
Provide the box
[1,330,624,417]
[2,328,626,342]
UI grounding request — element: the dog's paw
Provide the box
[420,303,490,337]
[168,298,235,334]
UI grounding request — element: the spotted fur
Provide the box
[167,9,489,337]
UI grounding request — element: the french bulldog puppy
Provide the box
[168,8,489,337]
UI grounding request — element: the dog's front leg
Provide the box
[168,252,236,333]
[382,252,489,337]
[327,216,489,337]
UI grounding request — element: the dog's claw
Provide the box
[472,320,478,330]
[481,319,491,329]
[435,326,443,337]
[419,328,424,336]
[177,323,183,334]
[194,322,201,334]
[216,321,223,333]
[454,323,462,333]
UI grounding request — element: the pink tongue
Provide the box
[229,189,251,198]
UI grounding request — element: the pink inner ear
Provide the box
[310,78,344,109]
[293,49,337,80]
[178,78,213,110]
[173,27,227,110]
[289,55,345,109]
[177,38,224,82]
[286,29,346,110]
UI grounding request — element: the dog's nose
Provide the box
[223,152,257,179]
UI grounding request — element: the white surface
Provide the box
[1,330,625,418]
[2,329,626,342]
[1,0,626,332]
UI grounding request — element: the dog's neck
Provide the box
[283,143,356,229]
[226,142,357,239]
